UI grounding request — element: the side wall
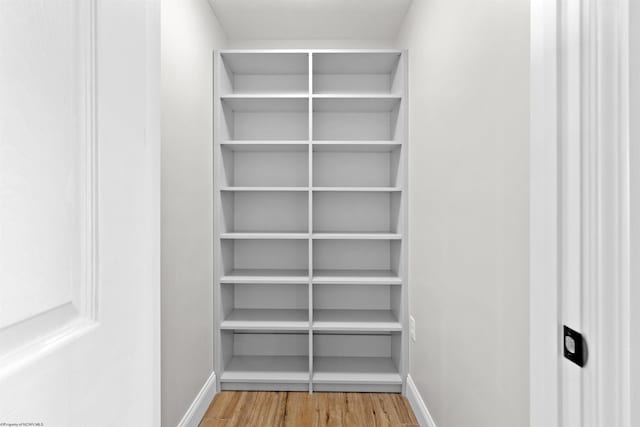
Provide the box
[161,1,226,425]
[395,1,530,426]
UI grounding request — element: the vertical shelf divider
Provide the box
[307,52,314,394]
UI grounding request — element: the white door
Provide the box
[0,1,160,426]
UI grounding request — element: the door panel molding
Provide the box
[0,0,99,378]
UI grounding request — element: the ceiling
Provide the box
[208,0,413,41]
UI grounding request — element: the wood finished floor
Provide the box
[199,391,419,427]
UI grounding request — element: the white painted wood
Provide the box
[313,151,400,187]
[222,141,309,152]
[406,375,438,427]
[312,233,402,240]
[220,232,309,239]
[221,309,309,330]
[220,269,310,284]
[313,309,401,331]
[313,141,402,152]
[0,0,159,424]
[220,356,309,383]
[314,240,400,271]
[214,50,406,393]
[312,186,402,192]
[224,191,308,233]
[314,192,400,233]
[531,0,633,426]
[313,52,402,75]
[313,269,401,284]
[312,357,401,384]
[223,151,308,186]
[176,373,217,427]
[220,186,309,192]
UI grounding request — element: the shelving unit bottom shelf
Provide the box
[312,356,401,385]
[220,356,310,384]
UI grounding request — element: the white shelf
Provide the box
[312,233,401,240]
[221,309,309,330]
[220,356,309,383]
[221,269,309,284]
[312,269,401,284]
[222,93,308,99]
[313,52,401,75]
[221,232,309,240]
[221,97,308,112]
[312,93,400,99]
[313,97,400,113]
[312,187,401,192]
[220,187,309,192]
[221,141,309,152]
[312,357,401,385]
[313,310,401,331]
[312,141,401,152]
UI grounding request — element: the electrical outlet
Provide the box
[410,315,416,342]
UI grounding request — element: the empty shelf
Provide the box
[221,356,309,383]
[312,187,401,192]
[312,357,401,385]
[221,309,309,330]
[312,141,401,152]
[313,310,401,331]
[221,97,308,112]
[312,233,401,240]
[221,269,309,284]
[313,97,400,112]
[221,93,308,99]
[221,141,309,152]
[312,93,401,99]
[313,52,401,76]
[312,269,401,284]
[221,232,309,239]
[220,187,310,192]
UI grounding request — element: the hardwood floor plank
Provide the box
[369,393,395,427]
[202,391,241,421]
[244,391,287,427]
[199,418,228,427]
[283,392,313,427]
[199,391,417,427]
[393,394,419,425]
[344,392,375,427]
[227,391,259,427]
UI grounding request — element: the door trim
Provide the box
[530,0,631,426]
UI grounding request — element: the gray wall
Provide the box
[161,0,226,425]
[395,1,530,426]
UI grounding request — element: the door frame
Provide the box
[530,0,631,426]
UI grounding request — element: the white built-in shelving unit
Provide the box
[213,50,407,393]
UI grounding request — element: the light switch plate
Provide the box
[410,315,416,342]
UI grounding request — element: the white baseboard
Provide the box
[406,375,437,427]
[176,372,217,427]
